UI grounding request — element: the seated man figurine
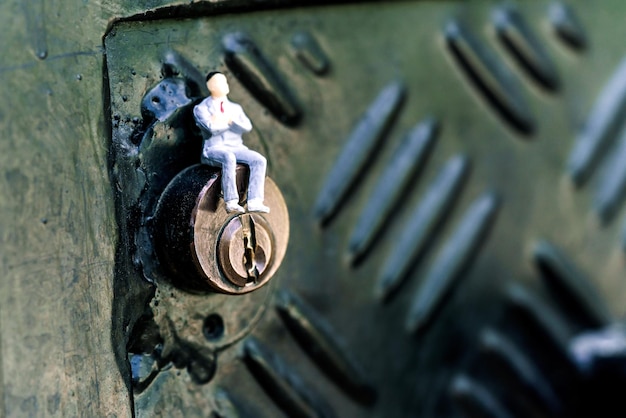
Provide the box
[193,71,269,214]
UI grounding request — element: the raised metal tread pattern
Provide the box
[101,2,626,417]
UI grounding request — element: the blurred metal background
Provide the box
[2,1,626,417]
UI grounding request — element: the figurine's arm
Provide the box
[228,104,253,135]
[194,103,229,135]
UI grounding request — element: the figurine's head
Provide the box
[206,72,229,98]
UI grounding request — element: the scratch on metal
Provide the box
[0,49,104,74]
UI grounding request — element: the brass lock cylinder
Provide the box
[153,164,289,294]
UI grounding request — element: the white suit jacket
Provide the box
[193,96,252,148]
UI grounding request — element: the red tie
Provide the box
[220,101,224,113]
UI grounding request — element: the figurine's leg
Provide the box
[233,148,269,213]
[202,148,241,209]
[233,149,267,201]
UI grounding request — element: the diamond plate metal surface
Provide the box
[101,2,626,417]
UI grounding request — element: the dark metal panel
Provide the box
[0,0,140,415]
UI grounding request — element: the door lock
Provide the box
[153,164,289,295]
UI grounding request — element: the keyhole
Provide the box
[241,214,259,283]
[243,236,259,283]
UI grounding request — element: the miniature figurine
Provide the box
[193,71,269,214]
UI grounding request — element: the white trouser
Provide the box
[202,144,266,203]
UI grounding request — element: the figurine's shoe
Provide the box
[225,199,245,214]
[247,199,270,213]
